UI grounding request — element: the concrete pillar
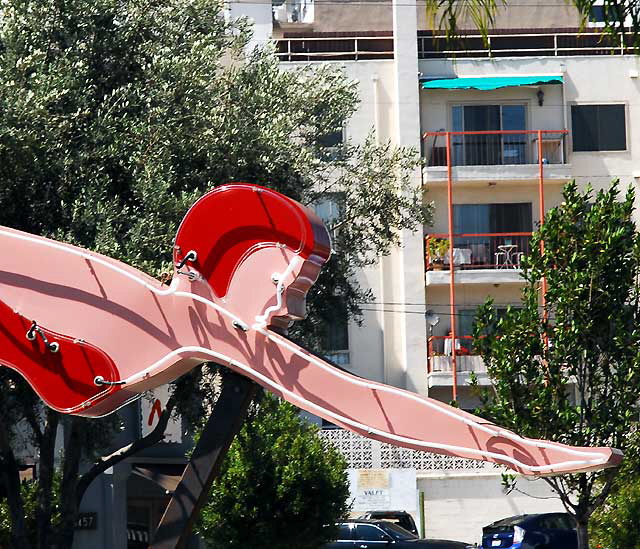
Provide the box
[383,0,428,395]
[225,0,274,52]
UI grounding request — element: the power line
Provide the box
[360,306,543,316]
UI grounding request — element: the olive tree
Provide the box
[0,0,427,546]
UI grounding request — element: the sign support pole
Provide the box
[150,369,258,549]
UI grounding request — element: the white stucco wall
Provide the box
[419,474,566,545]
[419,55,640,195]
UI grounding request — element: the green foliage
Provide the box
[472,181,640,547]
[425,0,640,46]
[0,1,427,545]
[196,393,350,549]
[428,237,450,261]
[0,477,61,547]
[590,459,640,549]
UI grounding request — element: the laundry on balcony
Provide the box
[443,247,472,266]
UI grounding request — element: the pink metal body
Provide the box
[0,184,621,476]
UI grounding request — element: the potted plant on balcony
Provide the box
[428,238,450,270]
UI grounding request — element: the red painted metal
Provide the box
[538,130,549,312]
[427,335,475,374]
[424,130,569,136]
[174,184,328,300]
[0,299,120,413]
[446,132,458,400]
[0,184,623,475]
[425,232,533,270]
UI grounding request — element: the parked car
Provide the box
[481,513,577,549]
[324,519,476,548]
[358,510,419,536]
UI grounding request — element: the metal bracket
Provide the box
[25,321,59,353]
[93,376,126,387]
[150,370,258,549]
[175,250,197,270]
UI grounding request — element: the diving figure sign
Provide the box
[0,184,622,476]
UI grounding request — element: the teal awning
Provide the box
[421,75,563,91]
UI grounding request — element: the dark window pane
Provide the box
[491,203,532,232]
[464,105,500,131]
[318,129,344,148]
[572,104,625,151]
[501,105,526,130]
[452,105,463,131]
[453,204,490,234]
[572,105,599,151]
[325,314,349,351]
[598,104,626,150]
[337,524,352,540]
[589,5,605,21]
[354,525,388,541]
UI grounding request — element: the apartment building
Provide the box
[266,0,640,543]
[67,2,639,546]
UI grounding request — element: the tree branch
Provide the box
[76,393,178,504]
[0,417,32,549]
[23,405,43,447]
[55,418,85,549]
[36,408,59,549]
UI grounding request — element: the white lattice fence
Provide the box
[319,429,503,475]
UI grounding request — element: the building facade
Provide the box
[269,0,639,544]
[64,2,639,546]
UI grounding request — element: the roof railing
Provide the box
[418,29,634,58]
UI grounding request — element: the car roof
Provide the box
[341,519,392,524]
[488,512,571,527]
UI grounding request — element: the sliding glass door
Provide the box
[452,104,527,165]
[453,203,533,266]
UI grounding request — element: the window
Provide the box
[312,193,350,366]
[588,1,624,24]
[452,203,532,267]
[354,524,389,541]
[318,129,344,148]
[312,192,345,244]
[453,203,532,234]
[571,104,626,152]
[313,193,344,228]
[321,310,349,365]
[452,104,527,165]
[336,523,352,541]
[318,127,345,160]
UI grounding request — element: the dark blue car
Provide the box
[481,513,577,549]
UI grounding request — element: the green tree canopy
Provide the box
[0,0,427,547]
[590,453,640,549]
[472,181,640,549]
[197,391,350,549]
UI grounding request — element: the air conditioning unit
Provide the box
[272,0,313,25]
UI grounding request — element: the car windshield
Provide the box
[378,521,418,540]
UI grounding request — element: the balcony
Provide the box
[422,130,571,185]
[273,0,314,27]
[425,233,531,285]
[427,336,490,387]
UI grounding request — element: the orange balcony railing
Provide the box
[425,232,533,271]
[427,335,487,374]
[422,129,567,167]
